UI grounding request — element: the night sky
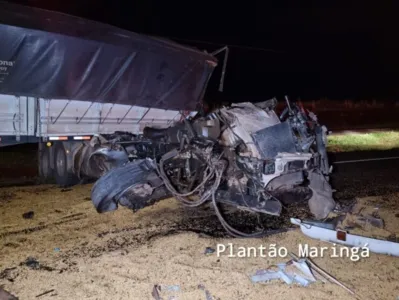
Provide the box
[7,0,399,102]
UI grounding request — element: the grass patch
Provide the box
[327,131,399,152]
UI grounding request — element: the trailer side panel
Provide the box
[0,1,217,111]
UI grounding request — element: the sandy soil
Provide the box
[0,184,398,300]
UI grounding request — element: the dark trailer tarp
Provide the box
[0,1,218,111]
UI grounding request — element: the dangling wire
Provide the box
[156,146,289,238]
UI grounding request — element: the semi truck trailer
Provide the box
[0,95,197,186]
[0,1,221,186]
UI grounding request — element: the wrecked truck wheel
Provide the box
[91,159,168,213]
[53,142,79,187]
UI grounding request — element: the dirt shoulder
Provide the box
[0,184,398,300]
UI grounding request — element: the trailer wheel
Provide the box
[39,145,53,183]
[53,142,79,187]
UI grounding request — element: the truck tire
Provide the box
[91,159,170,213]
[53,142,79,187]
[38,145,53,183]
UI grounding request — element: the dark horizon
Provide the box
[6,0,399,102]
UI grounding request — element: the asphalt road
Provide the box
[329,149,399,201]
[1,144,399,203]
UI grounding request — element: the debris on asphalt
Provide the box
[204,247,215,254]
[0,287,19,300]
[291,217,399,256]
[251,259,317,287]
[35,289,55,298]
[22,211,34,219]
[290,253,356,296]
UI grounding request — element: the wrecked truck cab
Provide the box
[90,97,336,236]
[215,99,335,220]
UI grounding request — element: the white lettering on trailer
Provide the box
[0,60,14,67]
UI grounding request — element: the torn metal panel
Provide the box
[252,122,297,159]
[251,260,317,287]
[219,102,281,158]
[307,171,336,219]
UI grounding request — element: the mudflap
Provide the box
[307,170,336,219]
[91,158,170,213]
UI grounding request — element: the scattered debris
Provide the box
[60,213,85,220]
[251,259,317,287]
[0,287,18,300]
[151,285,161,300]
[291,218,399,256]
[198,284,213,300]
[60,188,72,193]
[0,267,18,282]
[35,289,55,298]
[151,284,181,299]
[204,247,215,254]
[22,211,34,219]
[300,218,339,230]
[360,214,384,228]
[163,285,180,292]
[54,248,60,252]
[290,253,356,296]
[152,284,211,299]
[20,257,55,271]
[22,257,39,269]
[343,213,384,229]
[387,234,398,242]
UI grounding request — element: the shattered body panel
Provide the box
[219,102,281,158]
